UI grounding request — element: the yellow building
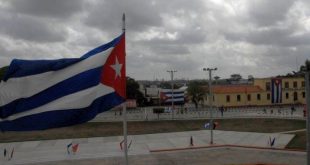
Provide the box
[205,76,305,107]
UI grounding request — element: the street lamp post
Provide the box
[167,70,177,119]
[203,67,217,144]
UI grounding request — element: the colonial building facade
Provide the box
[205,76,305,107]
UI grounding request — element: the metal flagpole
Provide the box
[305,71,310,165]
[122,13,129,165]
[167,70,177,119]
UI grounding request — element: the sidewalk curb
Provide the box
[150,144,306,153]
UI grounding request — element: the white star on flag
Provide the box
[110,56,123,79]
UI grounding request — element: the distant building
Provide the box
[204,76,305,107]
[138,82,187,106]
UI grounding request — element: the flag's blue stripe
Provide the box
[164,98,184,101]
[163,100,184,104]
[164,100,184,103]
[3,58,80,81]
[278,83,282,103]
[3,33,123,81]
[0,92,124,131]
[81,33,123,58]
[0,67,102,118]
[163,96,184,99]
[271,80,275,103]
[162,92,184,95]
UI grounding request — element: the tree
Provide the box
[159,82,180,89]
[300,59,310,72]
[230,74,242,81]
[187,81,206,109]
[159,82,171,89]
[0,66,8,81]
[153,107,164,120]
[214,76,220,81]
[126,77,146,106]
[214,76,220,85]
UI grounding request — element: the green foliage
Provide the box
[153,107,165,120]
[159,82,171,89]
[306,59,310,71]
[126,77,146,106]
[153,107,164,114]
[299,59,310,72]
[0,66,8,81]
[159,82,181,89]
[187,81,206,109]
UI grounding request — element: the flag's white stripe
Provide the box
[0,84,114,121]
[273,84,277,103]
[278,84,281,102]
[0,48,113,106]
[161,90,185,93]
[164,93,184,97]
[165,98,184,102]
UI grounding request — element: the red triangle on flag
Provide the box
[101,34,126,98]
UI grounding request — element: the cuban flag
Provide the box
[160,89,185,105]
[271,78,282,104]
[0,33,126,131]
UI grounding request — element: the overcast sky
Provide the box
[0,0,309,80]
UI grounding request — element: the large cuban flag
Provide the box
[0,33,126,131]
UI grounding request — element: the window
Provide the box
[285,82,289,88]
[267,93,270,100]
[266,82,271,91]
[302,81,305,87]
[294,92,298,101]
[286,92,289,99]
[247,94,251,101]
[293,81,297,88]
[303,92,305,98]
[257,94,261,100]
[237,95,241,102]
[226,95,230,102]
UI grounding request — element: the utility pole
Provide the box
[203,67,217,144]
[167,70,177,119]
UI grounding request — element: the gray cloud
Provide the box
[224,27,310,47]
[84,0,162,34]
[0,13,67,43]
[0,0,309,80]
[8,0,84,19]
[247,0,295,27]
[149,45,190,55]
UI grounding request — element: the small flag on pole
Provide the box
[9,148,14,160]
[67,143,73,154]
[3,148,7,158]
[72,144,79,154]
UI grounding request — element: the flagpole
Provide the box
[122,13,129,165]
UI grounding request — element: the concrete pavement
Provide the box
[0,130,297,165]
[26,147,306,165]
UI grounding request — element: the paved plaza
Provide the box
[0,106,306,165]
[0,129,303,165]
[27,147,306,165]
